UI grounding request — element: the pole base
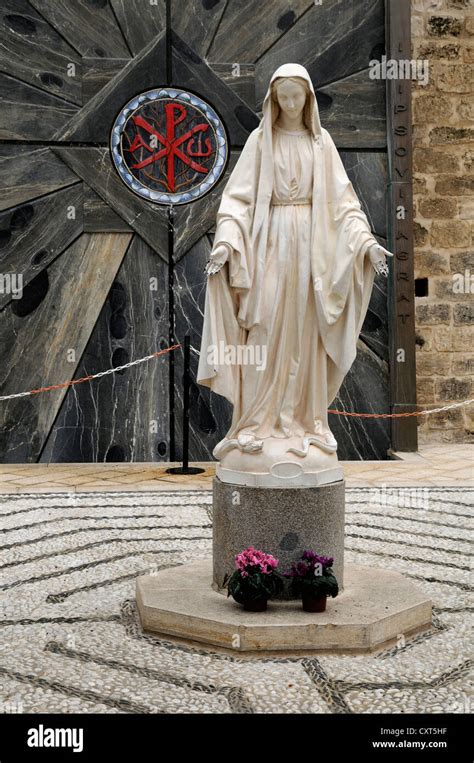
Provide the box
[166,466,206,475]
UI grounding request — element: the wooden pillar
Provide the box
[386,0,418,452]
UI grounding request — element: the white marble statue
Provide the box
[197,63,392,486]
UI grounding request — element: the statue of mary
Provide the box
[197,63,392,487]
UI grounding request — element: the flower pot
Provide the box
[302,593,327,612]
[243,598,268,612]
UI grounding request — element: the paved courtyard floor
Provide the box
[0,445,472,714]
[0,444,472,493]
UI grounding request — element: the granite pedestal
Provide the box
[212,477,345,595]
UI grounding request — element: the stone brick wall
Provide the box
[411,0,473,443]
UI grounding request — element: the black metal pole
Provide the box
[166,0,172,86]
[163,8,204,475]
[168,205,175,461]
[167,335,205,475]
[182,335,190,471]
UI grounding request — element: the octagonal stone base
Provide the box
[136,560,432,654]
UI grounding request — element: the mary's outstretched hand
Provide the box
[367,243,393,278]
[205,243,230,275]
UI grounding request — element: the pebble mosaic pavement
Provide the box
[0,488,472,714]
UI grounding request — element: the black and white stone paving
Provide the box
[0,488,472,714]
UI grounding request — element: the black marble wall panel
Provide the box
[361,271,389,364]
[329,144,390,460]
[173,233,232,460]
[0,73,78,141]
[0,146,78,212]
[0,233,131,463]
[255,0,384,98]
[52,147,168,261]
[0,0,82,105]
[316,70,386,149]
[81,58,128,104]
[28,0,131,59]
[172,0,226,60]
[110,0,166,56]
[329,341,390,461]
[341,151,389,363]
[208,0,313,63]
[41,236,169,463]
[0,184,84,310]
[208,64,256,113]
[341,151,387,239]
[83,187,132,233]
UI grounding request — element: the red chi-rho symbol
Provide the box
[127,103,212,192]
[111,88,228,205]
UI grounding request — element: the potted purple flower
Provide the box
[224,546,284,611]
[285,550,339,612]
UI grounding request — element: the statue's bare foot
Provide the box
[213,433,264,459]
[322,432,337,449]
[237,433,264,453]
[313,421,338,449]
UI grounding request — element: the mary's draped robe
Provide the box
[197,63,380,469]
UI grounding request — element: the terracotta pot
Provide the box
[243,598,268,612]
[302,593,327,612]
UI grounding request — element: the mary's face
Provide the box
[275,79,307,118]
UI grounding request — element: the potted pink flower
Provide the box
[284,550,339,612]
[224,546,284,611]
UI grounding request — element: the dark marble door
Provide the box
[0,0,390,463]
